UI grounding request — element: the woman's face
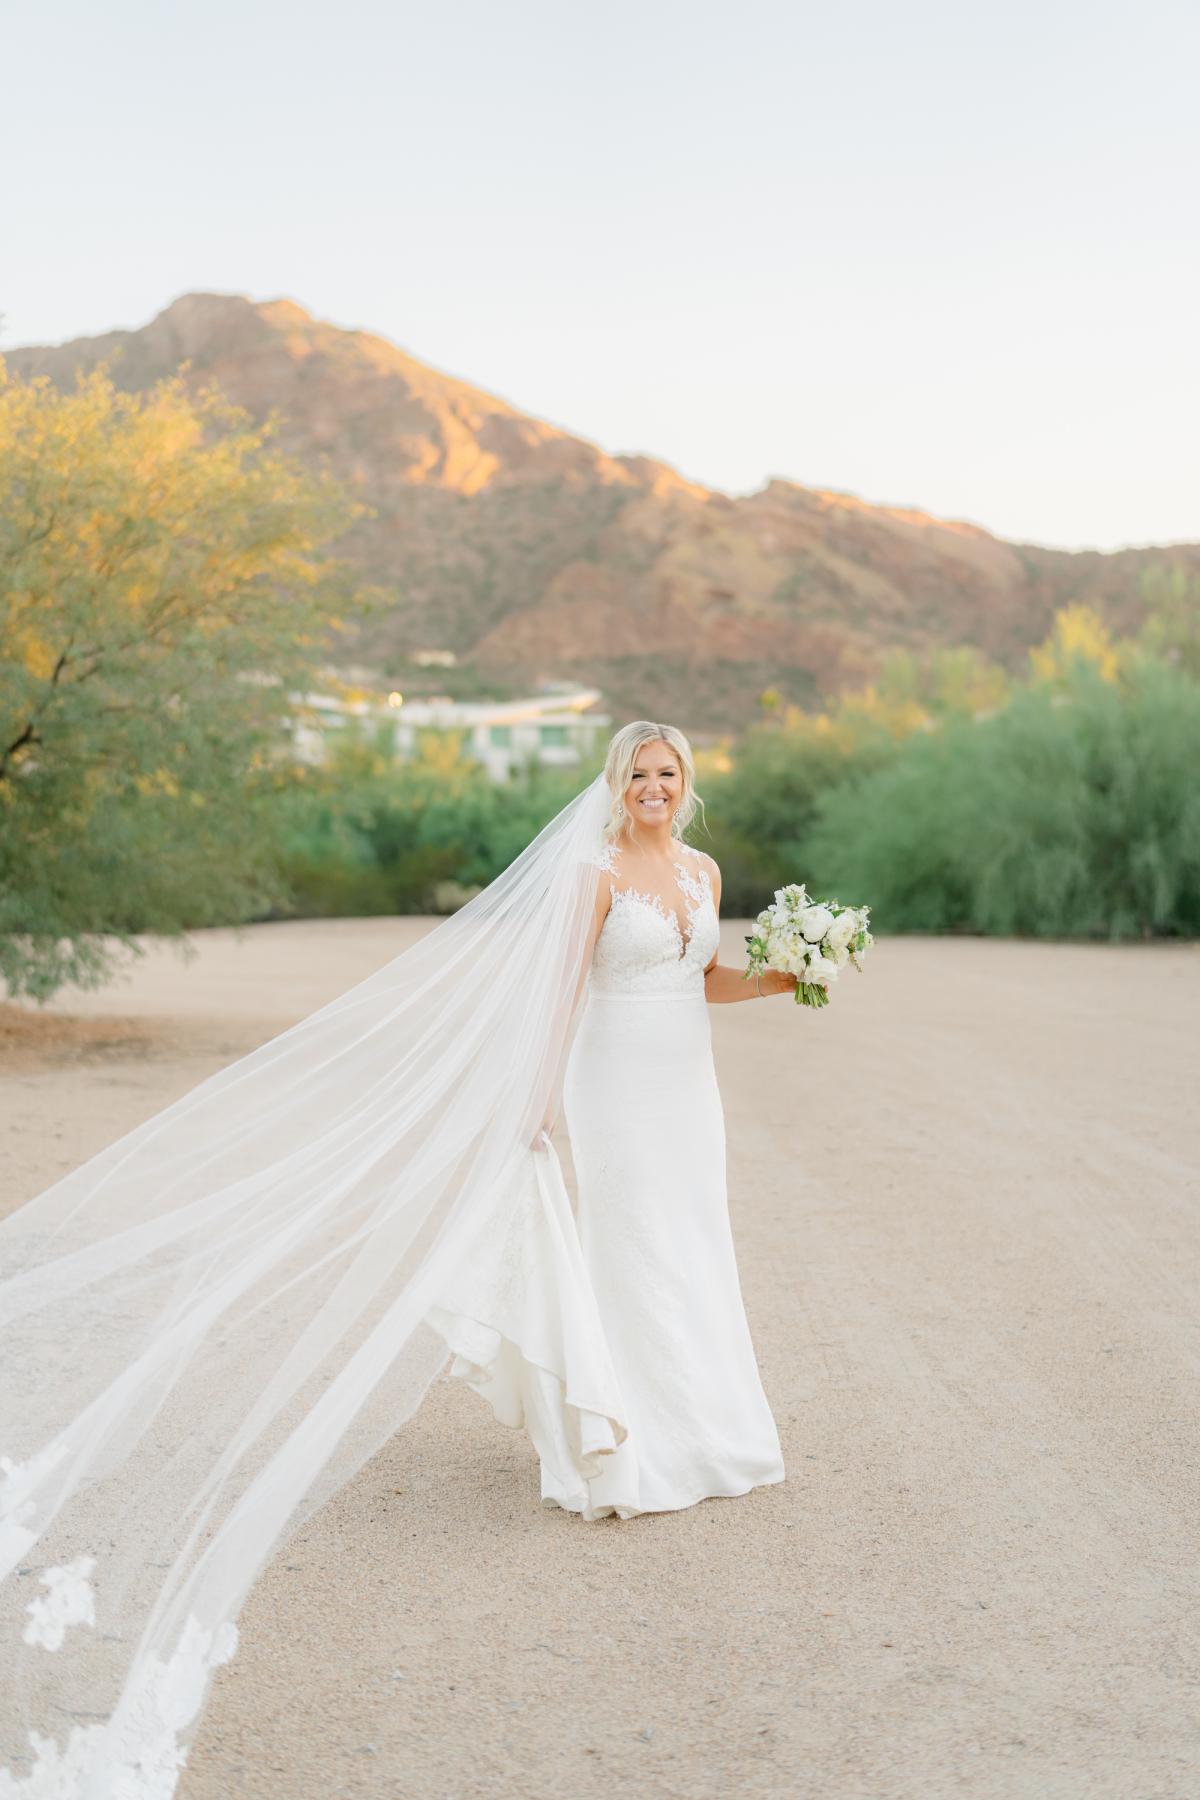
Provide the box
[623,739,683,831]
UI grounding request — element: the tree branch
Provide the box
[0,722,39,779]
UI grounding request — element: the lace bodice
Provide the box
[588,840,719,996]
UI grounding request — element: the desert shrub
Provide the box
[275,730,599,916]
[805,660,1200,938]
[692,714,901,918]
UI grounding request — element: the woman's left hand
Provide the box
[759,969,798,997]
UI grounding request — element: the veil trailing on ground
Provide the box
[0,768,622,1797]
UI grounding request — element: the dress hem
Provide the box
[541,1467,786,1523]
[427,1305,639,1515]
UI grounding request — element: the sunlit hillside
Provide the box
[9,292,1200,731]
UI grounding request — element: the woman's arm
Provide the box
[700,854,799,1004]
[705,962,797,1003]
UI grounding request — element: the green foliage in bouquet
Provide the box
[743,883,873,1008]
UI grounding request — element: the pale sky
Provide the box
[4,0,1197,551]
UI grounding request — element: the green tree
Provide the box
[1029,603,1120,687]
[1138,562,1200,679]
[695,706,899,916]
[806,660,1200,939]
[276,727,598,916]
[0,359,367,998]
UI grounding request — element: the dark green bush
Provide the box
[804,661,1200,938]
[274,731,599,916]
[691,715,898,917]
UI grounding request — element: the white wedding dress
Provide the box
[430,839,785,1520]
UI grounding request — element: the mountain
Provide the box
[8,292,1197,731]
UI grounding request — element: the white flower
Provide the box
[23,1554,97,1652]
[799,904,835,943]
[772,884,806,918]
[750,883,872,1007]
[827,910,858,952]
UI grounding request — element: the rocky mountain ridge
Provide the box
[9,292,1196,729]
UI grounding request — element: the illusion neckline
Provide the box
[603,846,708,964]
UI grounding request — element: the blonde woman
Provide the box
[544,721,794,1518]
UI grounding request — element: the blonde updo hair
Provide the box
[602,721,702,844]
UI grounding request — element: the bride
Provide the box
[546,721,790,1516]
[0,719,796,1795]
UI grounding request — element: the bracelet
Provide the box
[755,972,763,997]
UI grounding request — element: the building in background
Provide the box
[290,681,610,780]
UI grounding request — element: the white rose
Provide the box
[806,953,839,982]
[828,910,857,952]
[799,904,835,943]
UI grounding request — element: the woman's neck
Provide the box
[619,823,680,861]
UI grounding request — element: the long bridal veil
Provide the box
[0,767,616,1797]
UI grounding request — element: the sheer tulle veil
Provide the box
[0,767,616,1795]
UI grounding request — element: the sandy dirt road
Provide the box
[3,921,1198,1799]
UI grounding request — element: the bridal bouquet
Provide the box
[745,884,873,1008]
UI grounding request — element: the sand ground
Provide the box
[3,921,1198,1800]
